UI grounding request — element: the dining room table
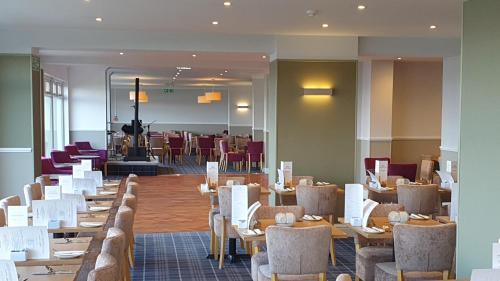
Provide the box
[16,265,81,281]
[268,184,344,206]
[28,211,109,234]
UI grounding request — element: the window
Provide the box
[44,76,65,156]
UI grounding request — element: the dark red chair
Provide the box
[41,157,72,175]
[388,163,418,182]
[220,140,244,172]
[246,141,264,173]
[364,157,391,175]
[65,145,105,170]
[168,137,184,164]
[74,141,94,150]
[51,150,79,170]
[64,145,81,156]
[197,137,213,165]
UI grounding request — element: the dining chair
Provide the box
[35,175,52,194]
[188,133,198,156]
[23,183,43,208]
[115,205,135,269]
[296,185,338,223]
[64,144,82,156]
[168,137,184,164]
[125,174,139,186]
[102,228,127,281]
[419,159,434,184]
[374,224,456,281]
[397,184,439,215]
[197,137,213,165]
[338,274,353,281]
[87,253,119,281]
[254,225,331,281]
[0,195,21,225]
[214,185,261,269]
[0,209,6,227]
[149,136,166,163]
[75,141,94,150]
[388,164,418,182]
[183,131,190,154]
[365,157,391,175]
[51,150,79,167]
[292,176,314,186]
[247,141,264,173]
[220,140,244,172]
[122,194,137,216]
[41,157,72,175]
[356,204,404,281]
[126,182,139,198]
[213,137,225,161]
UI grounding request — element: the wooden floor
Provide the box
[133,174,268,233]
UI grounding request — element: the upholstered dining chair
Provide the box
[365,157,391,175]
[247,141,264,173]
[75,141,95,151]
[168,137,184,164]
[41,157,72,175]
[220,140,245,172]
[296,185,338,223]
[0,209,6,227]
[397,184,439,215]
[292,176,314,186]
[213,137,225,161]
[356,204,405,281]
[149,136,166,163]
[126,182,139,198]
[419,160,434,184]
[374,224,456,281]
[35,175,52,194]
[214,185,261,269]
[253,225,331,281]
[122,194,137,215]
[338,274,353,281]
[51,150,79,167]
[87,253,119,281]
[102,227,127,281]
[23,183,43,208]
[0,195,21,225]
[64,144,83,156]
[197,136,214,165]
[115,205,135,269]
[125,174,139,186]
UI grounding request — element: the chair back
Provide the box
[0,196,21,225]
[389,163,418,182]
[292,176,314,186]
[255,205,305,220]
[75,141,93,150]
[87,253,119,281]
[221,176,246,185]
[35,175,51,192]
[168,137,184,149]
[24,183,43,208]
[51,150,73,163]
[114,206,134,245]
[0,209,5,227]
[370,203,404,217]
[126,182,139,197]
[64,145,81,156]
[121,194,137,214]
[266,225,331,275]
[247,141,264,154]
[198,137,213,149]
[394,224,456,273]
[419,159,434,182]
[218,185,261,217]
[149,136,164,149]
[296,185,338,217]
[102,228,126,280]
[125,175,139,186]
[364,157,391,174]
[397,184,439,215]
[213,138,224,156]
[220,140,229,154]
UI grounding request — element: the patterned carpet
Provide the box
[132,232,356,281]
[160,155,262,175]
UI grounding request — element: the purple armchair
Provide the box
[364,157,391,175]
[41,157,72,175]
[51,150,79,170]
[168,137,184,164]
[74,141,94,151]
[220,140,244,172]
[246,141,264,173]
[388,163,418,182]
[197,137,213,165]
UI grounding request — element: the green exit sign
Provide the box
[162,88,174,94]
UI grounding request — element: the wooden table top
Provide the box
[84,187,119,201]
[345,216,443,239]
[364,184,451,194]
[15,237,91,267]
[196,184,271,196]
[17,265,81,281]
[235,218,348,242]
[29,212,109,234]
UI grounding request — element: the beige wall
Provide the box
[276,60,357,185]
[370,61,394,139]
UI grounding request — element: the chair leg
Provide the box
[330,238,336,266]
[214,234,219,261]
[397,270,404,281]
[271,273,279,281]
[210,227,215,255]
[355,276,360,281]
[443,270,449,280]
[319,273,327,281]
[219,221,226,269]
[128,244,135,267]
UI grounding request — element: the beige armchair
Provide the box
[0,195,21,225]
[23,183,43,208]
[126,182,139,198]
[102,227,127,281]
[356,204,404,281]
[87,253,119,281]
[254,225,331,281]
[115,206,135,269]
[296,185,338,223]
[374,224,456,281]
[213,185,260,269]
[397,185,439,215]
[35,175,51,194]
[122,194,137,215]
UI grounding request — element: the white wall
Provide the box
[441,56,461,152]
[370,61,394,139]
[228,85,253,127]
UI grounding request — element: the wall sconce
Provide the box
[303,88,334,96]
[237,104,250,110]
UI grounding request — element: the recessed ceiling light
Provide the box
[262,55,267,59]
[322,23,329,28]
[224,70,228,73]
[119,52,124,55]
[397,57,402,60]
[173,77,177,80]
[192,54,197,57]
[212,21,219,25]
[430,25,437,30]
[219,73,224,76]
[357,5,366,10]
[223,1,231,7]
[84,0,91,2]
[95,17,103,22]
[178,69,182,72]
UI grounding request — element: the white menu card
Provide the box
[345,184,364,226]
[493,239,500,269]
[84,171,103,187]
[7,206,28,227]
[280,161,293,187]
[62,193,88,213]
[0,260,17,281]
[32,200,77,228]
[367,170,382,189]
[44,185,61,200]
[73,178,97,196]
[231,185,248,227]
[72,165,85,179]
[59,175,74,194]
[362,199,379,227]
[436,171,454,189]
[375,160,388,185]
[81,159,92,172]
[0,226,50,259]
[206,162,218,188]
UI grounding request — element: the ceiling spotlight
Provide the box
[430,25,437,29]
[95,17,103,22]
[219,73,224,76]
[322,23,329,28]
[119,52,124,55]
[173,77,177,80]
[223,1,231,7]
[212,21,219,25]
[178,69,182,72]
[84,0,91,2]
[397,57,402,60]
[357,5,366,10]
[192,54,197,57]
[262,55,267,59]
[224,70,228,73]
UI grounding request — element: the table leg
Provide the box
[228,238,239,263]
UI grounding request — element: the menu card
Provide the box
[231,185,248,227]
[81,159,92,171]
[206,162,218,188]
[345,184,364,226]
[72,165,85,179]
[367,170,382,189]
[7,206,28,227]
[436,171,454,189]
[0,260,17,281]
[59,175,74,194]
[362,199,379,227]
[375,160,388,186]
[84,171,103,187]
[32,200,77,228]
[493,239,500,269]
[0,226,50,259]
[73,178,97,196]
[276,169,285,188]
[471,269,500,281]
[44,185,61,200]
[450,183,459,222]
[280,161,293,187]
[62,193,88,213]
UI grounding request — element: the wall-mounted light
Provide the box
[237,104,250,110]
[129,91,149,103]
[303,88,334,96]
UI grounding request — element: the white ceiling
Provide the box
[2,0,461,37]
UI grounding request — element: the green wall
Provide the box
[275,60,357,185]
[457,0,500,277]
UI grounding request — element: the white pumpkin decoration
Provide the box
[275,212,296,226]
[388,211,409,225]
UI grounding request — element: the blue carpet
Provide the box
[132,232,355,281]
[160,155,262,175]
